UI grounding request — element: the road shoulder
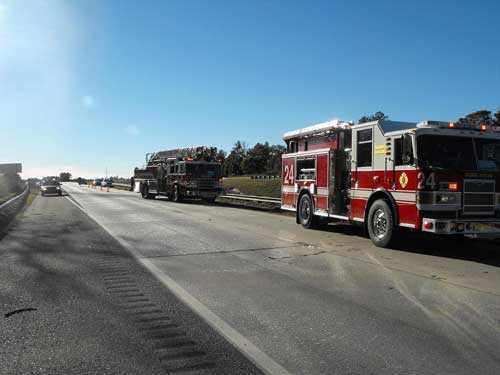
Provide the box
[0,194,261,375]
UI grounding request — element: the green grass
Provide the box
[222,176,281,198]
[0,192,16,205]
[0,175,16,205]
[112,183,131,191]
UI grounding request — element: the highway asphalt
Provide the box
[0,190,262,374]
[58,183,500,375]
[2,184,500,374]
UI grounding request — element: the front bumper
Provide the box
[184,188,222,198]
[422,217,500,237]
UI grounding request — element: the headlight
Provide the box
[56,186,61,190]
[436,193,457,204]
[41,186,47,191]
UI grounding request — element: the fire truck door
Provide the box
[350,128,374,219]
[329,150,349,215]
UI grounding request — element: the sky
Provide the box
[1,0,499,178]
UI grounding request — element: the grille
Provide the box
[195,178,217,190]
[463,179,495,215]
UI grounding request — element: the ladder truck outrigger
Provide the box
[282,118,500,247]
[133,146,223,203]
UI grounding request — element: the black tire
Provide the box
[41,192,45,197]
[173,186,182,202]
[141,184,155,200]
[141,184,148,199]
[205,197,216,204]
[367,199,396,248]
[58,191,62,196]
[298,194,317,229]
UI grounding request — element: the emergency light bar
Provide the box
[417,120,497,132]
[416,120,450,128]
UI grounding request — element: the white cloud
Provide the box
[82,95,96,109]
[125,125,140,136]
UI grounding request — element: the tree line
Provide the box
[217,111,390,176]
[64,108,499,180]
[218,109,500,177]
[217,141,286,177]
[456,110,500,127]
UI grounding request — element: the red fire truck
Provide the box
[133,146,222,203]
[282,118,500,247]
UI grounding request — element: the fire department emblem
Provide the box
[399,172,409,188]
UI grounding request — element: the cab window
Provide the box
[356,129,372,167]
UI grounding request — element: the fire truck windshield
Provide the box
[186,163,220,177]
[417,135,500,171]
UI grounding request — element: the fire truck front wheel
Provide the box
[367,200,395,248]
[141,184,155,200]
[173,186,183,202]
[298,194,318,229]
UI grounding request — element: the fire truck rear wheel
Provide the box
[367,199,395,248]
[298,193,317,229]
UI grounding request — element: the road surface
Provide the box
[0,191,261,375]
[61,184,500,373]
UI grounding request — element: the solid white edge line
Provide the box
[64,193,293,375]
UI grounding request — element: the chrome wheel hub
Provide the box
[372,208,387,239]
[300,199,311,222]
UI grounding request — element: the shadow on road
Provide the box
[318,222,500,268]
[71,187,500,269]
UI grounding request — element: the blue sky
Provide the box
[1,0,499,178]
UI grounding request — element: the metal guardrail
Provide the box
[221,193,281,203]
[112,183,131,190]
[110,183,281,207]
[0,184,30,232]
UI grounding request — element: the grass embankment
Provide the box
[0,175,18,205]
[112,183,131,191]
[222,176,281,198]
[25,188,39,207]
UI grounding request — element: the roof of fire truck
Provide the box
[282,119,352,140]
[147,146,219,165]
[282,119,419,140]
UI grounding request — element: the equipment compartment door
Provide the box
[282,157,296,209]
[315,154,329,214]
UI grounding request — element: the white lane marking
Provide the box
[64,194,292,375]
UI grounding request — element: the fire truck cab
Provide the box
[134,146,222,203]
[282,118,500,247]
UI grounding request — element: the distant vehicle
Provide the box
[282,119,500,247]
[102,178,113,187]
[94,178,103,187]
[133,146,222,203]
[40,177,62,196]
